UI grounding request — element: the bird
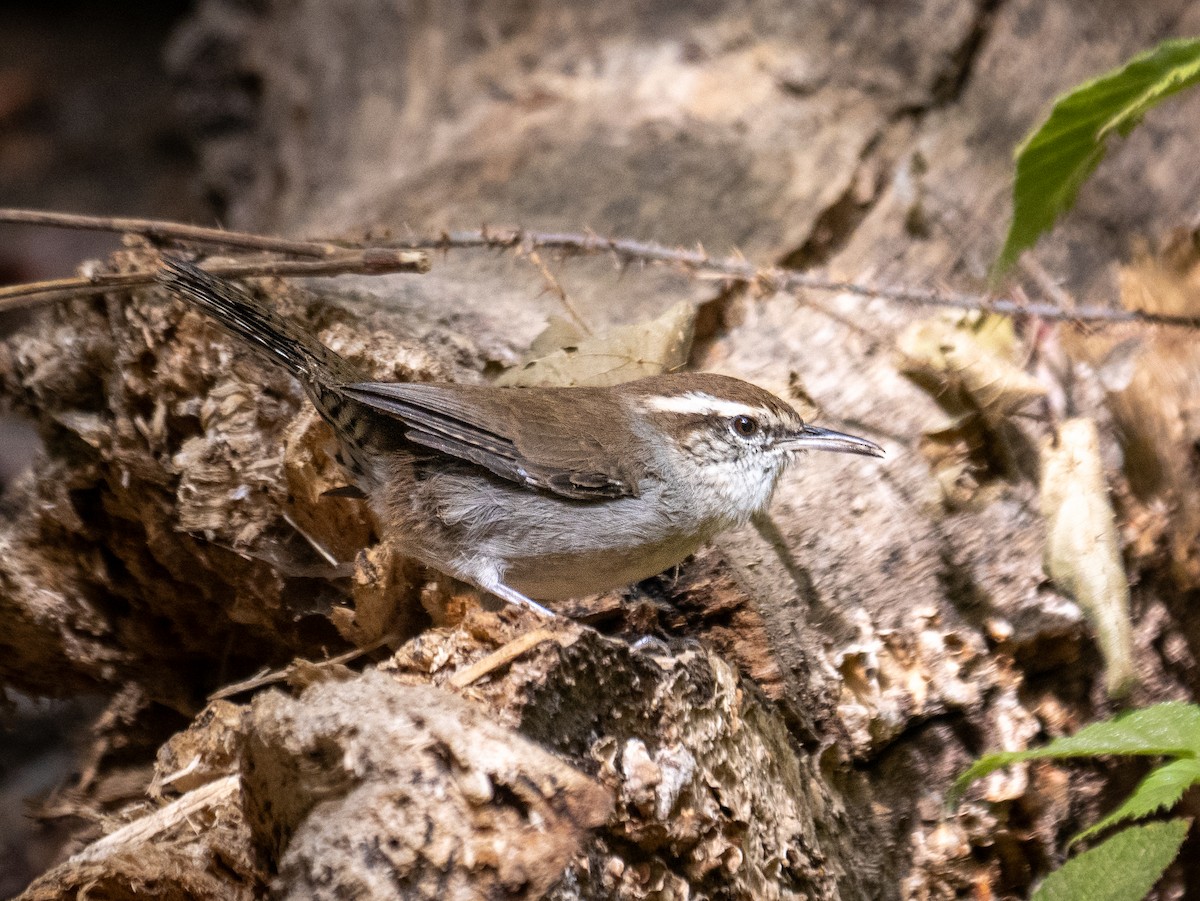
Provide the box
[157,257,883,617]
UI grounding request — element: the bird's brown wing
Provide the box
[339,382,643,500]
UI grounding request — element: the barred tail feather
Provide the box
[157,257,386,485]
[156,257,357,386]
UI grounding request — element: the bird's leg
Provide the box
[476,576,557,618]
[456,556,557,618]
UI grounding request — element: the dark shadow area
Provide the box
[0,1,202,890]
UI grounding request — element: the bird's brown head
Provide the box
[619,372,883,524]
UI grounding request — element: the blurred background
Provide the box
[0,2,195,890]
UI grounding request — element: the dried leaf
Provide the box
[1109,248,1200,588]
[1066,240,1200,589]
[1092,336,1144,393]
[917,418,999,510]
[1040,418,1135,698]
[898,313,1045,418]
[526,314,587,358]
[496,300,696,387]
[899,313,1045,504]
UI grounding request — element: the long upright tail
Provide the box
[157,257,385,483]
[156,257,362,388]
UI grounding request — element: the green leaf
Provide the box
[1032,818,1190,901]
[1072,758,1200,846]
[995,38,1200,277]
[949,703,1200,805]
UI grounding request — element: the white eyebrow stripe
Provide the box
[642,392,767,418]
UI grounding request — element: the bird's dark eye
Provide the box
[732,415,759,437]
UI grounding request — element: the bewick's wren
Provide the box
[158,258,883,617]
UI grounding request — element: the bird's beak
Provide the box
[783,425,885,458]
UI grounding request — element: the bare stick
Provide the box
[0,250,430,313]
[2,209,1197,329]
[208,629,407,701]
[67,775,240,864]
[0,208,346,258]
[1021,256,1076,311]
[449,628,568,688]
[390,228,1200,329]
[527,249,592,335]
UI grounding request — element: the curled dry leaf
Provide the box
[919,417,996,509]
[898,313,1045,505]
[496,300,696,387]
[1040,418,1136,698]
[899,313,1045,417]
[1079,239,1200,590]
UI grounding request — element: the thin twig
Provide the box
[2,209,1197,328]
[448,628,567,688]
[0,250,430,313]
[389,228,1200,329]
[527,249,592,335]
[68,775,240,864]
[208,629,405,702]
[1020,256,1076,312]
[0,208,347,258]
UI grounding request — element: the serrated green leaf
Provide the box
[1071,758,1200,846]
[995,38,1200,277]
[1033,818,1190,901]
[949,703,1200,805]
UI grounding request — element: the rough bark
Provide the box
[5,0,1200,898]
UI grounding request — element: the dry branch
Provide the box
[0,248,429,312]
[2,208,1198,328]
